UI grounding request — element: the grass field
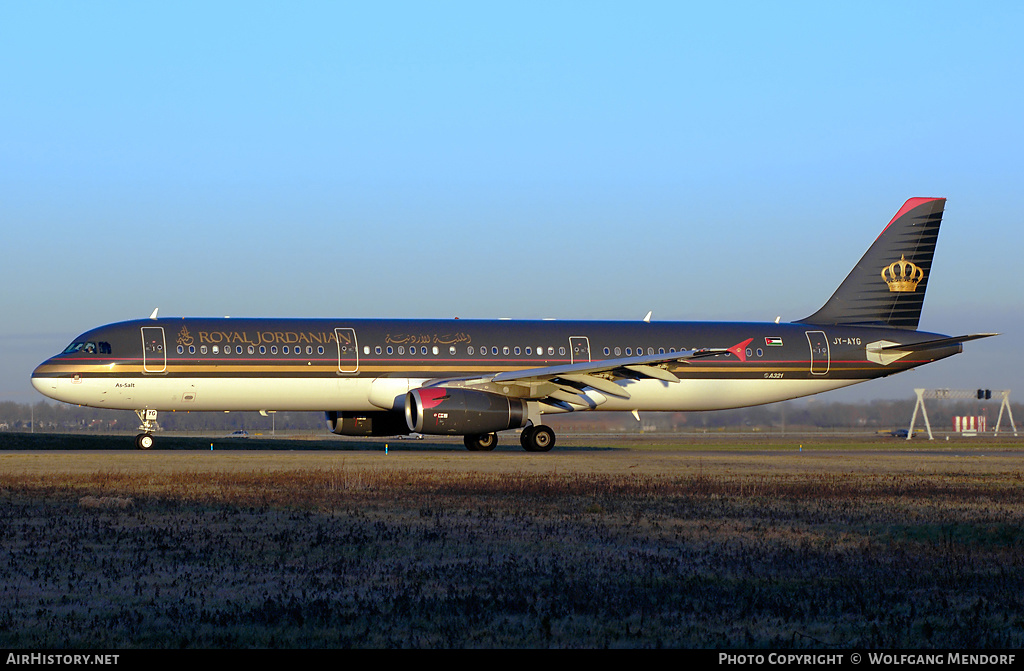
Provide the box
[1,433,1022,648]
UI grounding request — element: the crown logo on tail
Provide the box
[881,255,924,292]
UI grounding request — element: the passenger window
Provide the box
[201,345,208,354]
[387,346,394,355]
[449,346,456,355]
[375,346,382,355]
[468,346,475,355]
[604,347,610,356]
[177,346,184,354]
[626,348,632,356]
[503,347,509,355]
[614,347,621,356]
[547,347,554,356]
[514,347,521,355]
[248,346,255,354]
[271,346,277,354]
[526,347,532,355]
[213,346,220,354]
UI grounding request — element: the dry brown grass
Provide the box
[1,441,1023,648]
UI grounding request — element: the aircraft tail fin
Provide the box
[799,197,946,330]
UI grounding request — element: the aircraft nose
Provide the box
[31,361,60,399]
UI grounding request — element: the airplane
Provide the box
[31,197,996,451]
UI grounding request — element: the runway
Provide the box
[2,433,1022,479]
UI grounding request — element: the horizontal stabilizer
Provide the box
[873,333,999,352]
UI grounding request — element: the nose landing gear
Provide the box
[134,409,158,450]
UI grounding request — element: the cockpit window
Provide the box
[63,341,112,355]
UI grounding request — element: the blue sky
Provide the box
[2,2,1022,404]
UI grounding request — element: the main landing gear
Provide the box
[134,409,158,450]
[520,425,555,452]
[464,433,498,451]
[462,425,556,452]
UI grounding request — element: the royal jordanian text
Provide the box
[194,330,344,347]
[6,653,119,665]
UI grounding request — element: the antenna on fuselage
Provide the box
[643,311,652,323]
[149,308,159,320]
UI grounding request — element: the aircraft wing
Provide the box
[423,338,753,410]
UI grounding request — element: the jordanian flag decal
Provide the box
[765,337,783,346]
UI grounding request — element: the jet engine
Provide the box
[405,388,528,435]
[326,410,409,436]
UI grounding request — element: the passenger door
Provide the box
[335,328,359,373]
[141,327,167,374]
[805,330,830,375]
[569,336,591,364]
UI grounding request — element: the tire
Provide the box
[520,426,535,450]
[464,433,498,451]
[522,425,555,452]
[136,433,154,450]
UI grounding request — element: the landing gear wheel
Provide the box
[133,410,158,449]
[464,433,498,451]
[521,425,555,452]
[520,426,535,450]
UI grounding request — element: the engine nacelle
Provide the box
[405,388,528,435]
[326,410,409,436]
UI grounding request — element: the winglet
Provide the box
[727,338,754,362]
